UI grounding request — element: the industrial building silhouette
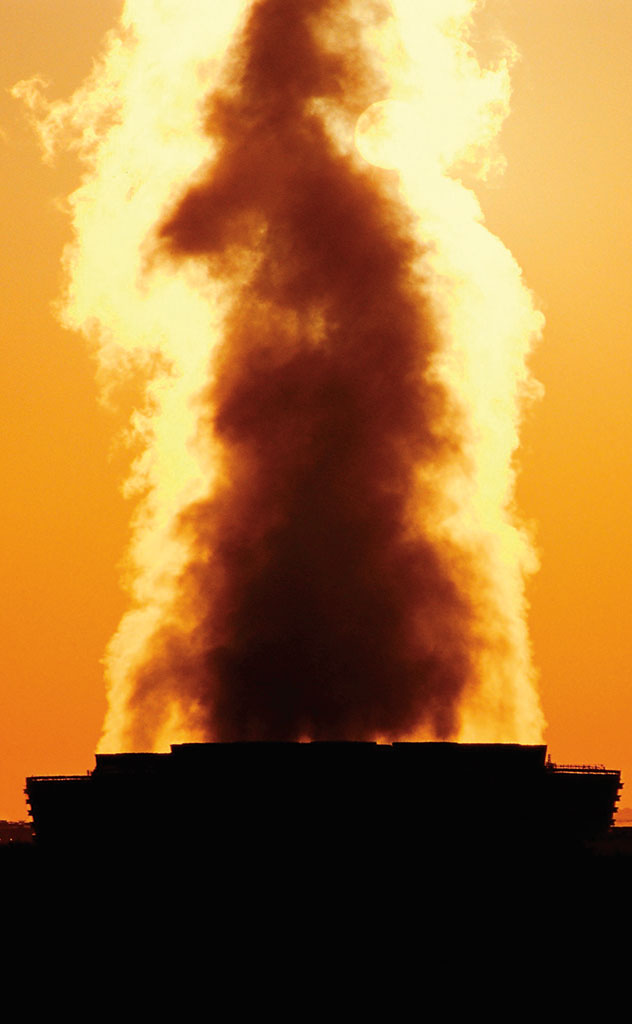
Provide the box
[25,742,621,860]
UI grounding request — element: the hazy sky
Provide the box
[1,0,631,818]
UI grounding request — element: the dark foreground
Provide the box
[9,743,630,942]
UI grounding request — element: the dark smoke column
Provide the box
[122,0,477,745]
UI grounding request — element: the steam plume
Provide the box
[17,0,545,748]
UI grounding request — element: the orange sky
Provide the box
[0,0,630,819]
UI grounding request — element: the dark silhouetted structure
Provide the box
[25,742,621,862]
[0,819,33,845]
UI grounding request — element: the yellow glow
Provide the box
[19,0,544,750]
